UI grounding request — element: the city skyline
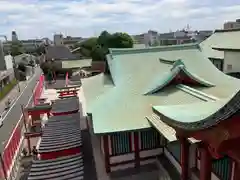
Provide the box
[0,0,240,40]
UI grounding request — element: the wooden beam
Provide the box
[133,132,140,168]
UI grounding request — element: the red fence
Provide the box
[33,75,44,105]
[0,74,45,178]
[0,119,22,178]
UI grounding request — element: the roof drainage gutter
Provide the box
[176,84,219,102]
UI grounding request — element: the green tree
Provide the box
[73,37,98,57]
[98,31,111,47]
[72,31,133,62]
[97,31,133,49]
[91,45,106,61]
[110,32,133,48]
[10,41,24,56]
[35,45,46,55]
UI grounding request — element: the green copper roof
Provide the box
[81,73,114,113]
[82,43,240,134]
[144,59,215,95]
[152,88,240,131]
[200,29,240,59]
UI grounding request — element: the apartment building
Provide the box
[133,29,212,47]
[53,34,85,48]
[132,30,160,46]
[224,19,240,30]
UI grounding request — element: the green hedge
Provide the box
[0,79,18,100]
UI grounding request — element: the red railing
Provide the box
[0,74,45,178]
[33,74,44,105]
[0,119,21,177]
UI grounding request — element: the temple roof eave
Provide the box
[152,97,237,131]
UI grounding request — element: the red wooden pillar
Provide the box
[133,132,140,168]
[179,137,190,180]
[103,135,110,173]
[233,162,240,180]
[199,144,212,180]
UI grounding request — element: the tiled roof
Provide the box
[28,153,84,180]
[39,113,82,153]
[51,97,79,114]
[200,28,240,59]
[82,43,240,133]
[45,45,77,60]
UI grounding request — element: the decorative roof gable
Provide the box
[144,59,215,95]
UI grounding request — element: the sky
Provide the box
[1,0,240,40]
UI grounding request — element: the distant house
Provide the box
[45,45,77,61]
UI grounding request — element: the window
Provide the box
[111,132,131,155]
[140,128,163,150]
[212,157,232,180]
[227,64,232,71]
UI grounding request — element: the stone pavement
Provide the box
[0,78,32,117]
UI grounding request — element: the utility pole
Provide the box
[20,104,27,132]
[12,56,20,92]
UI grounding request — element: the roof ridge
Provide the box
[214,28,240,33]
[109,43,200,55]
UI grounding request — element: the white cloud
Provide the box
[0,0,240,39]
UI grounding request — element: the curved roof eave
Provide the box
[144,68,180,95]
[144,62,215,95]
[181,66,215,87]
[153,89,240,131]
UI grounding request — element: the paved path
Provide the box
[0,80,27,117]
[0,67,42,152]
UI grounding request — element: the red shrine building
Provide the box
[82,43,240,180]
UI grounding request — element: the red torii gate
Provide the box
[56,85,80,99]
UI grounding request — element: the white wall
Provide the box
[54,34,63,45]
[223,51,240,73]
[4,55,13,69]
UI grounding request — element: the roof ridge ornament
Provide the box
[171,59,185,71]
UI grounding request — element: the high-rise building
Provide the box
[11,31,18,42]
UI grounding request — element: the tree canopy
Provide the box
[74,31,133,61]
[35,44,46,55]
[10,41,24,56]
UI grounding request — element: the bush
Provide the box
[0,79,18,100]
